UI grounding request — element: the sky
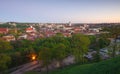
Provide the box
[0,0,120,23]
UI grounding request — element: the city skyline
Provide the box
[0,0,120,23]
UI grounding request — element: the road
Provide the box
[10,61,40,74]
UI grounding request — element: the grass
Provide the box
[25,56,120,74]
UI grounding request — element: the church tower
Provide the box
[69,21,72,26]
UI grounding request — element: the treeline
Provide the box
[0,23,28,29]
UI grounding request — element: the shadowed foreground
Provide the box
[25,56,120,74]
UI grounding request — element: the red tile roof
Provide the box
[0,28,7,31]
[26,28,33,31]
[0,28,8,33]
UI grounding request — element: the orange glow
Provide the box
[32,55,36,60]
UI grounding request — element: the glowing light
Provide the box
[32,55,36,60]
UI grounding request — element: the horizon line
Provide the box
[0,21,120,24]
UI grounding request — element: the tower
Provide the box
[69,21,72,26]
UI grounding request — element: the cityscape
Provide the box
[0,0,120,74]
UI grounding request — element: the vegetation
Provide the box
[0,25,120,74]
[0,32,113,72]
[71,34,90,63]
[25,56,120,74]
[103,25,120,57]
[88,35,110,62]
[0,33,90,72]
[0,54,11,71]
[0,22,28,29]
[38,47,52,74]
[0,39,12,71]
[37,34,90,74]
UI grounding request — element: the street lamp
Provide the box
[31,54,36,61]
[32,56,36,60]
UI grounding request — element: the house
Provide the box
[0,28,9,34]
[63,32,71,37]
[45,31,55,37]
[64,26,72,30]
[26,26,36,33]
[89,27,101,32]
[18,34,27,39]
[74,27,81,32]
[2,35,15,41]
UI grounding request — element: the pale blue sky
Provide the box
[0,0,120,23]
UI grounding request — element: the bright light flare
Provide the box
[32,55,36,60]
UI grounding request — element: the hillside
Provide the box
[25,56,120,74]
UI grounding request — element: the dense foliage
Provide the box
[0,34,91,72]
[103,25,120,57]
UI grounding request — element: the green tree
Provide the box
[0,39,13,53]
[103,25,120,57]
[38,47,52,74]
[53,43,67,67]
[92,37,110,62]
[10,52,22,67]
[0,54,11,71]
[71,34,90,63]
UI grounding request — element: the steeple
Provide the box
[69,21,72,26]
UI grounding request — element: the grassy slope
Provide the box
[25,56,120,74]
